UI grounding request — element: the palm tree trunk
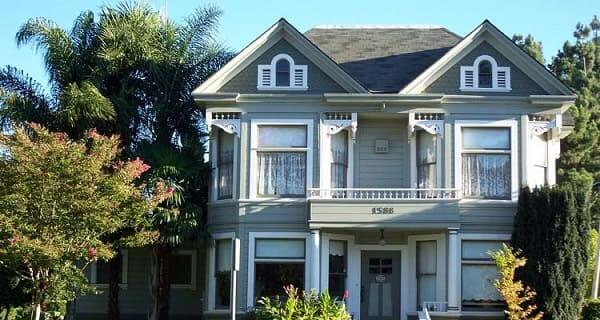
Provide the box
[149,246,172,320]
[108,253,122,320]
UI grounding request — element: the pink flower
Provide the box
[166,187,174,194]
[87,247,97,259]
[8,235,19,246]
[342,289,349,300]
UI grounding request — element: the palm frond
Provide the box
[58,80,115,135]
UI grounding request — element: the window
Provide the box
[460,55,511,91]
[170,250,197,289]
[217,130,234,199]
[328,240,347,299]
[331,131,348,189]
[416,130,437,189]
[529,133,548,187]
[253,239,305,301]
[477,61,492,88]
[89,250,128,288]
[417,241,437,310]
[461,127,511,199]
[215,239,232,309]
[461,241,504,311]
[257,54,308,90]
[251,120,313,198]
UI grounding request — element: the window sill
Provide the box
[459,87,512,93]
[257,86,308,91]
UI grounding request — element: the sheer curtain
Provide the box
[217,131,234,199]
[417,130,437,189]
[462,154,510,199]
[330,131,348,189]
[257,152,306,196]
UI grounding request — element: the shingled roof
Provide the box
[304,26,462,92]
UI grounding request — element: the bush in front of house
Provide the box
[582,299,600,320]
[251,285,351,320]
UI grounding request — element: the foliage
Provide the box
[254,285,351,320]
[583,299,600,320]
[490,244,544,320]
[0,265,29,315]
[512,185,592,320]
[512,34,545,64]
[0,124,165,320]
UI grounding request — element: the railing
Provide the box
[307,188,460,200]
[422,301,448,312]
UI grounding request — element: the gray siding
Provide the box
[425,41,549,95]
[220,39,347,94]
[356,118,410,188]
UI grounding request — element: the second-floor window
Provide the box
[416,130,437,189]
[217,130,234,199]
[256,125,308,197]
[330,131,348,188]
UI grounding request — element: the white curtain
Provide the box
[257,152,306,196]
[218,131,234,199]
[417,131,437,189]
[462,154,510,199]
[255,239,305,259]
[330,131,348,189]
[462,265,502,302]
[216,239,232,272]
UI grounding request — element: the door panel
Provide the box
[361,251,401,320]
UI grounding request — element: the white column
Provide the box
[309,229,321,292]
[447,228,460,312]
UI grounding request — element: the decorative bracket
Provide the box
[528,114,561,138]
[206,111,240,137]
[409,113,444,137]
[322,112,358,140]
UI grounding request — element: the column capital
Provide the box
[448,227,459,234]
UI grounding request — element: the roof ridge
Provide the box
[311,24,446,30]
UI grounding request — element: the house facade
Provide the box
[76,19,575,320]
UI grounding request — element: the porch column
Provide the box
[309,229,321,291]
[447,228,460,312]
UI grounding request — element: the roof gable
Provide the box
[193,19,367,95]
[400,20,573,95]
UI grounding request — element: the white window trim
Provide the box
[249,119,314,199]
[206,232,236,311]
[211,129,239,202]
[257,53,308,91]
[247,232,310,308]
[171,249,198,290]
[454,120,519,202]
[407,234,446,313]
[320,127,354,190]
[410,128,443,189]
[90,249,129,290]
[460,55,512,92]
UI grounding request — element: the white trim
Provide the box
[247,232,310,308]
[409,126,443,189]
[90,249,129,290]
[249,119,314,199]
[320,233,359,317]
[407,234,447,314]
[257,53,308,90]
[210,129,239,202]
[320,125,354,190]
[207,232,236,311]
[171,249,198,290]
[454,119,519,202]
[460,55,512,92]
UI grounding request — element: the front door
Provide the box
[360,251,401,320]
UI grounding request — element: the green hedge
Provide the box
[582,299,600,320]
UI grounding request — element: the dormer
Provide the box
[460,55,511,92]
[257,53,308,90]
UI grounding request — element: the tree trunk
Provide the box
[149,246,172,320]
[32,303,41,320]
[108,253,122,320]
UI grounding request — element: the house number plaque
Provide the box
[371,207,394,214]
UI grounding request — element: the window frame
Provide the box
[459,55,512,92]
[247,232,310,308]
[257,54,308,91]
[410,129,442,189]
[249,119,314,199]
[407,234,446,313]
[207,232,235,311]
[170,249,198,290]
[211,128,238,202]
[454,120,519,202]
[89,249,129,289]
[320,128,354,190]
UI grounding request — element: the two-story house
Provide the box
[75,19,575,320]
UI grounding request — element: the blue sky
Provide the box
[1,0,598,87]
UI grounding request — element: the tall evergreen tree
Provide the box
[513,34,545,64]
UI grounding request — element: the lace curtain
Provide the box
[417,130,437,189]
[462,154,510,199]
[330,131,348,189]
[217,131,234,199]
[257,152,306,196]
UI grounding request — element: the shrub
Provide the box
[253,285,350,320]
[582,299,600,320]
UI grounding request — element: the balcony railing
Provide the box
[307,188,460,200]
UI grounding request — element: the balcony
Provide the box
[307,188,461,229]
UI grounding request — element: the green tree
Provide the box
[0,124,164,320]
[512,185,592,320]
[513,34,545,64]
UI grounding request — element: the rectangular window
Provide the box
[416,130,437,189]
[461,240,504,311]
[331,131,348,189]
[417,241,437,310]
[254,238,305,301]
[89,250,128,287]
[328,240,347,299]
[217,130,234,199]
[170,250,196,289]
[461,127,511,199]
[529,133,548,187]
[215,239,232,309]
[256,125,308,197]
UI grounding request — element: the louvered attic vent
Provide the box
[460,55,511,92]
[257,54,308,90]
